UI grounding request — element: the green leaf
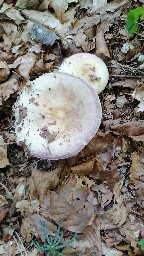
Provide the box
[126,7,144,34]
[138,239,144,251]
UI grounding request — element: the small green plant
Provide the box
[126,7,144,34]
[138,239,144,251]
[31,220,77,256]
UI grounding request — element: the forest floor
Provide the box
[0,0,144,255]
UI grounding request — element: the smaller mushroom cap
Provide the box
[13,72,102,160]
[59,53,109,94]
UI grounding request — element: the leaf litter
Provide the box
[0,0,144,255]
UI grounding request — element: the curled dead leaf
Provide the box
[96,30,110,61]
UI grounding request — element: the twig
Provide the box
[0,182,13,198]
[109,75,142,78]
[14,231,28,256]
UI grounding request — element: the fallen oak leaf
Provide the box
[50,191,87,233]
[8,53,37,80]
[49,0,78,23]
[110,121,144,137]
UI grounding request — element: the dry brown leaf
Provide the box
[132,87,144,113]
[63,225,98,255]
[129,152,144,200]
[50,0,78,23]
[3,34,12,53]
[132,87,144,102]
[92,184,113,209]
[0,49,13,62]
[102,242,123,256]
[116,245,135,255]
[96,30,110,60]
[99,203,127,229]
[45,175,96,233]
[0,135,9,168]
[0,207,9,224]
[16,199,40,215]
[0,240,19,256]
[99,10,124,34]
[50,190,88,233]
[22,9,64,32]
[119,215,143,254]
[20,217,35,242]
[130,135,144,142]
[110,79,137,89]
[18,53,37,80]
[92,0,107,13]
[0,3,25,25]
[8,53,37,80]
[31,214,57,241]
[28,160,65,201]
[111,121,144,137]
[0,195,9,207]
[0,61,10,81]
[71,157,103,176]
[92,0,128,15]
[0,78,19,105]
[105,231,123,247]
[1,21,19,45]
[72,31,89,52]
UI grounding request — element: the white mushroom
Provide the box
[59,53,109,94]
[13,72,102,160]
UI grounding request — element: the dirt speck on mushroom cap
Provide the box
[59,53,109,94]
[13,72,102,160]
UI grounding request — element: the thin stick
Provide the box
[0,182,13,198]
[109,75,142,78]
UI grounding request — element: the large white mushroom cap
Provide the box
[13,72,102,160]
[59,53,109,94]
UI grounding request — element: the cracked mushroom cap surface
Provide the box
[13,72,102,160]
[59,53,109,94]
